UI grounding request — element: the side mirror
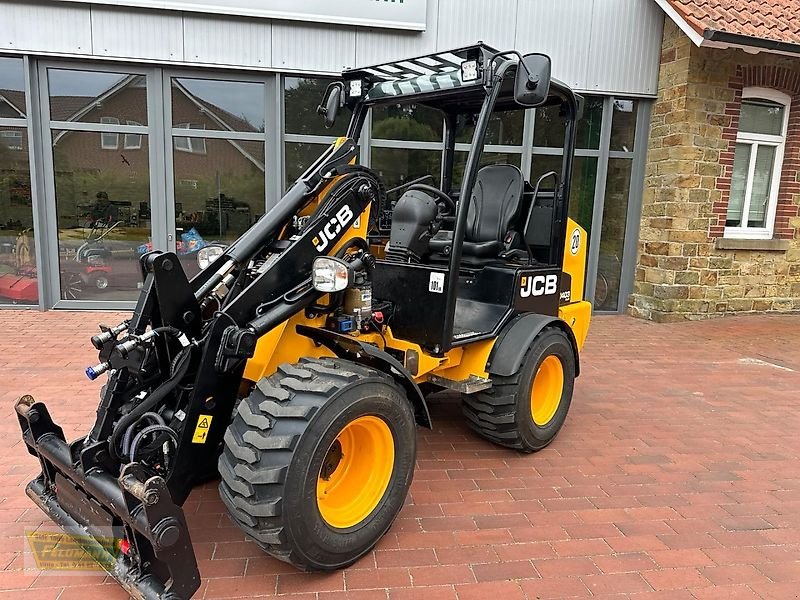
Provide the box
[514,53,551,107]
[317,82,344,129]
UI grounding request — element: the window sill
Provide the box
[715,238,790,252]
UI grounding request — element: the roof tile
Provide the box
[664,0,800,45]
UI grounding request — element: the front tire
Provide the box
[462,327,575,452]
[219,357,417,570]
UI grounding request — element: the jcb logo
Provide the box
[520,274,558,298]
[313,205,355,253]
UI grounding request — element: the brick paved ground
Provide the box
[1,311,799,599]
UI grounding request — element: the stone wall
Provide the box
[629,19,800,321]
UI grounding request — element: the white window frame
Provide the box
[0,130,23,151]
[174,123,207,154]
[724,87,791,240]
[100,116,120,150]
[124,120,142,150]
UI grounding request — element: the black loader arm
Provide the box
[14,138,383,600]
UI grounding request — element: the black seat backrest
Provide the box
[465,164,524,243]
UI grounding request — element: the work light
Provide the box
[348,79,362,98]
[460,59,479,82]
[312,256,350,293]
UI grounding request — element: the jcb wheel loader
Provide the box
[16,43,591,599]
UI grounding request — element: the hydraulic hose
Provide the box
[121,411,165,457]
[109,345,193,459]
[128,424,179,462]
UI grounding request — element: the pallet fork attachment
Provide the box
[16,395,200,600]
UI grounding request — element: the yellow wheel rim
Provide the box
[317,416,395,529]
[530,355,564,426]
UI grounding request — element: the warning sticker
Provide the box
[192,414,213,444]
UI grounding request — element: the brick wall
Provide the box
[629,20,800,321]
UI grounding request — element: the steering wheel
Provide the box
[407,183,456,215]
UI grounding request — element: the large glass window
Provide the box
[372,104,443,142]
[48,68,152,302]
[170,77,267,278]
[372,147,442,190]
[533,97,603,150]
[172,78,265,133]
[531,96,605,239]
[725,89,789,238]
[52,129,152,301]
[282,76,349,188]
[48,69,148,125]
[595,159,632,310]
[0,56,36,306]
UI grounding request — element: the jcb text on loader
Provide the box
[16,43,591,599]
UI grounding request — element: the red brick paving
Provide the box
[1,311,800,599]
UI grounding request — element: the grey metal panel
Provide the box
[515,0,594,91]
[0,1,92,55]
[435,0,517,51]
[0,0,663,94]
[52,0,428,31]
[271,22,356,73]
[183,13,271,68]
[586,0,663,95]
[355,0,438,68]
[91,5,184,62]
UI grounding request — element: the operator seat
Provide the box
[429,163,524,258]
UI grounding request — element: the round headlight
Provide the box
[197,245,224,270]
[312,256,350,293]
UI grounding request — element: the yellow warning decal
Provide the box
[192,414,213,444]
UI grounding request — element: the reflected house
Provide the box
[0,89,32,231]
[51,76,264,239]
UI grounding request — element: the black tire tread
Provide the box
[219,357,393,570]
[462,326,571,451]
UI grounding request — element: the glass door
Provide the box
[42,64,161,303]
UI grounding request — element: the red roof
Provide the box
[664,0,800,46]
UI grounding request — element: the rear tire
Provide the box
[219,357,417,570]
[462,327,575,452]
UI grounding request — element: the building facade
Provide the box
[0,0,665,311]
[630,0,800,320]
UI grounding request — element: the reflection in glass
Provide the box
[48,69,148,125]
[371,147,441,190]
[172,78,265,133]
[0,126,36,305]
[740,99,784,136]
[534,96,603,150]
[596,159,633,311]
[284,77,352,138]
[52,130,151,301]
[531,154,597,233]
[455,110,524,146]
[726,143,751,227]
[0,57,26,119]
[372,104,443,142]
[172,139,265,278]
[610,99,637,152]
[285,141,330,185]
[746,145,776,227]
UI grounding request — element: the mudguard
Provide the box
[486,313,580,377]
[295,325,432,429]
